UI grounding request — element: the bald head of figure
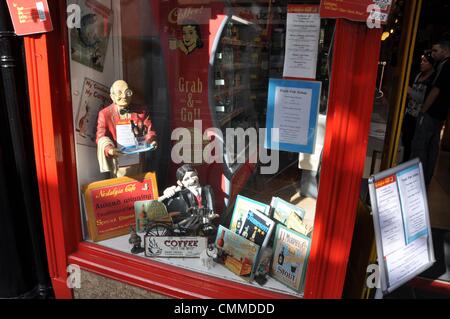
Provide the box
[110,80,133,108]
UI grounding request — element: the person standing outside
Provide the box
[411,40,450,188]
[402,51,435,161]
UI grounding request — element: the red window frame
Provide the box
[24,0,381,299]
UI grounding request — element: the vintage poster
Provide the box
[69,0,113,72]
[271,225,311,293]
[229,195,271,234]
[75,78,110,147]
[134,200,171,233]
[215,225,260,281]
[271,197,310,236]
[238,210,275,248]
[83,172,159,242]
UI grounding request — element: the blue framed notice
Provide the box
[265,78,322,154]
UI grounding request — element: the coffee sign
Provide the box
[145,236,207,258]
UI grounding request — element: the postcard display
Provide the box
[67,0,321,297]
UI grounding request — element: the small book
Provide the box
[238,210,275,248]
[271,197,309,236]
[215,225,260,281]
[134,200,171,233]
[271,224,311,293]
[229,195,271,234]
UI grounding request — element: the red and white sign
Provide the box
[320,0,392,24]
[6,0,53,36]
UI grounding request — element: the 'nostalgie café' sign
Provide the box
[83,173,159,242]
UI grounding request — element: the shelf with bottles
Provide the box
[217,63,257,72]
[221,37,269,49]
[216,85,250,97]
[217,105,254,127]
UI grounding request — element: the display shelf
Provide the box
[221,37,269,48]
[96,235,303,298]
[219,63,252,71]
[218,106,252,126]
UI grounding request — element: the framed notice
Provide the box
[368,159,435,295]
[83,172,159,242]
[265,79,321,154]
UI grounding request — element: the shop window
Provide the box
[67,0,334,297]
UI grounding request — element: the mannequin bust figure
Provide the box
[96,80,157,177]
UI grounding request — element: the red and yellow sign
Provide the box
[320,0,392,24]
[6,0,53,36]
[83,172,159,242]
[374,175,396,189]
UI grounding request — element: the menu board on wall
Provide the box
[283,5,321,80]
[320,0,392,24]
[368,159,435,295]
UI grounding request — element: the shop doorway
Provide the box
[345,0,450,298]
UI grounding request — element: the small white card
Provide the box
[116,123,139,167]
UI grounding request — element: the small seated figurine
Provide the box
[96,80,157,178]
[128,226,144,255]
[161,164,219,239]
[200,245,218,270]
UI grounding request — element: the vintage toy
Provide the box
[156,164,219,242]
[128,226,144,254]
[254,247,273,286]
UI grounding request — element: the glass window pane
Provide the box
[67,0,334,297]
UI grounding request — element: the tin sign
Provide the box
[144,236,207,258]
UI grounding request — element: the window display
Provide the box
[67,0,333,297]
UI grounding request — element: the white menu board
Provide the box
[283,5,321,79]
[368,159,435,295]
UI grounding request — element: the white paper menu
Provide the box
[283,5,321,79]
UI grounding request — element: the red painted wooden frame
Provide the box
[23,1,381,299]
